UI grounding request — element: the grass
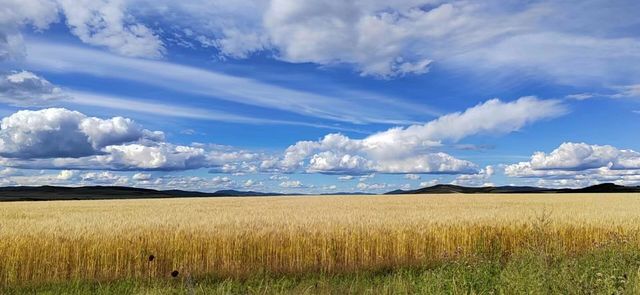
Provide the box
[4,247,640,294]
[1,193,640,293]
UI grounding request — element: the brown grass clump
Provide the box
[1,193,639,286]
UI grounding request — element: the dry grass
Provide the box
[1,193,640,286]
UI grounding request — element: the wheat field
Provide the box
[1,194,640,287]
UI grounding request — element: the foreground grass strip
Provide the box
[4,246,640,294]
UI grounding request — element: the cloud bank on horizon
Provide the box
[0,0,638,193]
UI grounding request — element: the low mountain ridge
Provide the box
[0,183,637,201]
[0,186,283,201]
[385,183,640,195]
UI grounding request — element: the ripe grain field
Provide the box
[2,193,640,293]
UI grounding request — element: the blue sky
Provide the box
[0,0,639,193]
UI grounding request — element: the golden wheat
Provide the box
[1,193,640,285]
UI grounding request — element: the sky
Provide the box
[0,0,639,193]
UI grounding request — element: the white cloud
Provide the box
[270,97,565,174]
[5,0,640,83]
[243,179,263,188]
[211,176,232,185]
[337,175,354,181]
[356,182,389,191]
[156,0,637,81]
[0,96,565,179]
[65,90,357,132]
[419,179,439,187]
[611,84,640,99]
[0,108,157,159]
[56,169,78,180]
[0,169,133,186]
[132,172,151,181]
[279,180,302,188]
[365,96,566,146]
[0,0,59,60]
[269,174,289,180]
[131,1,640,82]
[323,184,337,191]
[565,93,594,101]
[358,173,375,181]
[25,42,437,125]
[505,143,640,187]
[404,174,420,180]
[0,71,67,106]
[0,108,268,172]
[527,143,640,171]
[0,0,162,59]
[57,0,165,58]
[399,183,412,190]
[0,167,23,177]
[80,171,129,185]
[100,143,206,170]
[452,165,494,187]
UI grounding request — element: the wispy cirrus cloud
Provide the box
[66,90,368,133]
[0,70,371,132]
[21,41,439,125]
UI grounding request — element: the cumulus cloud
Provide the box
[132,172,151,181]
[57,0,165,58]
[279,180,302,188]
[210,176,232,185]
[527,143,640,171]
[0,0,163,59]
[267,97,565,175]
[148,175,240,191]
[56,169,78,180]
[0,71,67,106]
[269,174,289,180]
[0,169,134,186]
[451,165,494,187]
[356,182,389,191]
[80,171,129,185]
[505,143,640,187]
[0,96,565,179]
[0,108,267,172]
[243,179,263,188]
[0,108,157,159]
[404,174,420,180]
[100,143,207,170]
[0,0,59,60]
[271,132,475,175]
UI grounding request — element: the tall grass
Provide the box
[1,194,640,286]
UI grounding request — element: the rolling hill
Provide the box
[385,183,640,194]
[0,186,283,201]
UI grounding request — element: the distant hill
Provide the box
[0,186,284,201]
[385,183,640,195]
[1,183,637,202]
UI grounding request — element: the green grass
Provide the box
[4,245,640,295]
